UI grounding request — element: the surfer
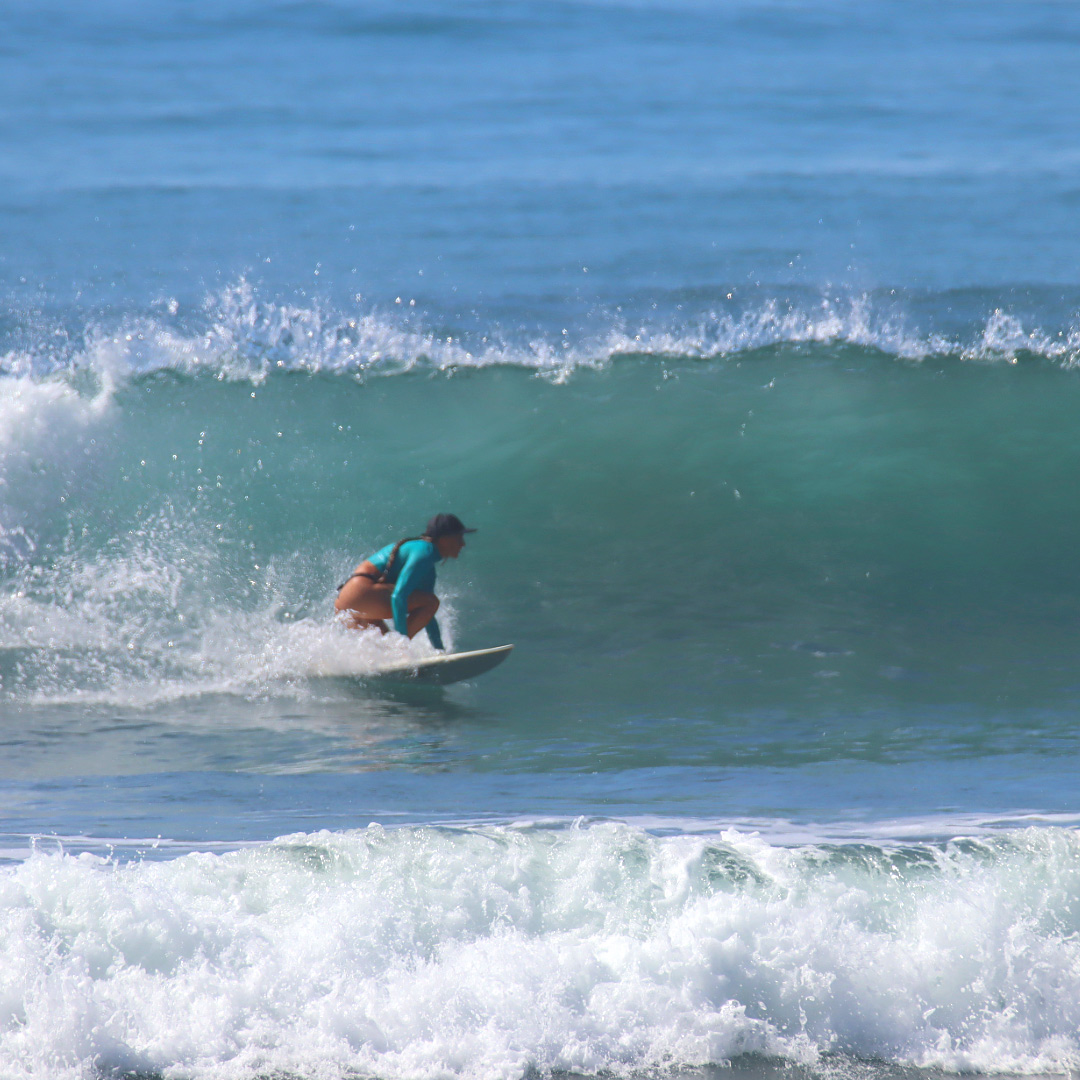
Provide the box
[334,513,475,650]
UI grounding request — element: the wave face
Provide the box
[3,823,1080,1080]
[4,286,1080,720]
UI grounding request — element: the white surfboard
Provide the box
[363,644,514,685]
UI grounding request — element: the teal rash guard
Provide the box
[368,539,445,649]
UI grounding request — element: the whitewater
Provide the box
[8,823,1080,1080]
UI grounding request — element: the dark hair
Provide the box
[377,535,429,583]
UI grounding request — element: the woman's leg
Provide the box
[335,577,439,639]
[335,578,394,624]
[405,593,439,639]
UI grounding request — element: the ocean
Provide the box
[4,1,1080,1077]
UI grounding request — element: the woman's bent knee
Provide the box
[409,592,439,615]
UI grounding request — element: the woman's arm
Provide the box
[389,546,436,637]
[424,617,445,650]
[389,570,413,635]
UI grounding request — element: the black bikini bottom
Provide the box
[336,570,381,591]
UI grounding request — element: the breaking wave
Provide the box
[4,281,1080,387]
[5,279,1080,711]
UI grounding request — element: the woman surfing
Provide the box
[334,513,475,650]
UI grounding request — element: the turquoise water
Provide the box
[4,2,1080,1078]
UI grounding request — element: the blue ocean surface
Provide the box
[4,1,1080,1077]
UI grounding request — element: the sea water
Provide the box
[4,2,1080,1078]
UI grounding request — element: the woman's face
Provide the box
[436,532,466,559]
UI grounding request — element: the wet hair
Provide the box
[377,535,432,583]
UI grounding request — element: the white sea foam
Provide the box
[111,287,976,376]
[6,282,1080,392]
[0,589,450,709]
[0,363,117,552]
[1,822,1080,1079]
[0,500,448,708]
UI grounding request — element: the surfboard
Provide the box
[363,644,514,685]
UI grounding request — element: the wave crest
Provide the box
[5,282,1080,387]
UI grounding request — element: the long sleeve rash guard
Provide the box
[368,539,445,649]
